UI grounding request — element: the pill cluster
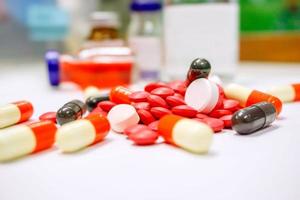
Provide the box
[0,58,295,162]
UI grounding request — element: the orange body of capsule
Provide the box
[109,86,132,104]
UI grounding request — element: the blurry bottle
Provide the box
[128,0,162,81]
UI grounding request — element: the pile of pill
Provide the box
[0,58,298,162]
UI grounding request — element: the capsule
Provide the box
[0,120,56,161]
[84,86,102,100]
[267,83,300,103]
[56,100,87,125]
[186,58,211,84]
[0,101,34,129]
[109,86,132,104]
[56,114,110,152]
[158,114,213,154]
[224,84,282,115]
[85,95,109,112]
[232,102,276,135]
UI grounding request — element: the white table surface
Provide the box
[0,62,300,200]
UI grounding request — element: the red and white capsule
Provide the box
[267,83,300,103]
[56,115,110,152]
[0,101,33,128]
[0,120,56,161]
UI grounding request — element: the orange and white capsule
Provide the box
[267,83,300,103]
[0,101,33,128]
[56,114,110,152]
[158,115,213,154]
[224,84,282,115]
[0,120,56,161]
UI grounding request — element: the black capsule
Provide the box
[187,58,211,83]
[231,102,276,135]
[56,100,87,125]
[85,95,109,112]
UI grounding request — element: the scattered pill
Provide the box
[186,58,211,84]
[84,86,102,99]
[128,129,159,145]
[196,113,209,119]
[193,118,205,123]
[124,124,149,136]
[151,87,175,99]
[185,78,220,113]
[56,100,87,125]
[223,99,240,112]
[202,117,224,133]
[219,115,232,128]
[267,83,300,103]
[137,109,156,125]
[110,86,132,104]
[147,95,169,108]
[173,93,184,99]
[0,120,56,161]
[148,120,159,132]
[45,50,60,87]
[224,84,282,115]
[85,95,109,112]
[168,81,187,96]
[98,101,117,112]
[0,101,34,129]
[150,107,172,119]
[107,104,140,133]
[88,107,107,117]
[56,115,110,152]
[129,91,150,102]
[144,82,169,93]
[209,109,232,118]
[39,112,57,123]
[166,96,186,107]
[172,105,197,118]
[231,102,276,135]
[132,102,151,111]
[158,114,213,154]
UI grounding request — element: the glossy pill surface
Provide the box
[147,95,169,108]
[172,105,197,118]
[219,115,232,128]
[231,102,276,135]
[186,58,211,83]
[129,129,159,145]
[151,87,175,99]
[129,91,149,102]
[137,109,156,125]
[0,101,34,128]
[166,96,186,107]
[132,102,151,111]
[39,112,57,123]
[202,118,224,133]
[144,82,169,92]
[98,101,117,112]
[124,124,149,136]
[268,83,300,102]
[110,86,132,104]
[86,95,109,112]
[150,107,172,119]
[56,100,87,125]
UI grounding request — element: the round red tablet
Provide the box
[192,118,205,123]
[98,101,117,112]
[147,95,169,108]
[166,95,186,107]
[209,109,232,118]
[219,114,232,128]
[132,102,151,111]
[128,129,159,145]
[88,107,107,117]
[129,91,150,103]
[202,117,224,133]
[151,87,175,99]
[39,112,57,123]
[124,124,150,136]
[173,93,184,99]
[196,113,209,119]
[168,81,187,96]
[148,120,159,132]
[144,82,169,93]
[223,99,240,112]
[137,109,156,125]
[172,105,197,118]
[150,107,172,119]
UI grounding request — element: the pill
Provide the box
[185,78,220,113]
[45,50,60,86]
[172,105,197,118]
[85,95,109,112]
[84,86,102,99]
[196,113,209,119]
[202,118,224,133]
[124,124,149,136]
[56,100,87,125]
[107,104,140,133]
[56,115,110,152]
[231,102,276,135]
[0,120,56,161]
[129,91,150,102]
[186,58,211,84]
[110,86,132,104]
[148,120,159,132]
[132,102,151,111]
[209,109,232,118]
[214,84,225,110]
[168,81,187,96]
[144,82,169,92]
[224,84,282,115]
[223,99,240,112]
[151,87,175,99]
[267,83,300,102]
[193,118,205,123]
[98,101,117,112]
[137,109,156,125]
[0,101,34,129]
[150,107,172,119]
[158,114,213,154]
[147,95,169,108]
[219,115,232,128]
[128,129,159,145]
[166,95,186,107]
[88,107,107,117]
[39,112,57,123]
[173,93,184,99]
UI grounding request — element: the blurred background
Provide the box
[0,0,299,84]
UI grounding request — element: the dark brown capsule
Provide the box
[85,95,109,112]
[56,100,87,125]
